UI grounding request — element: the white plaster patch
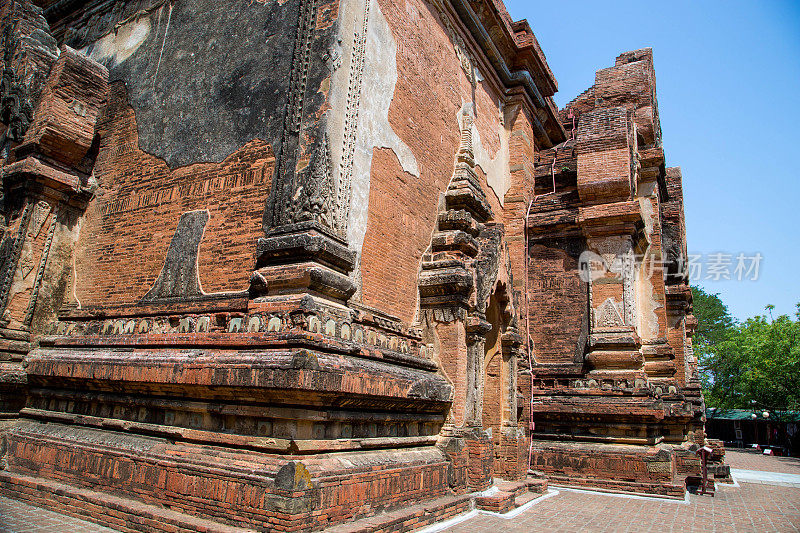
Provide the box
[635,181,662,338]
[635,261,661,340]
[458,101,509,205]
[638,180,658,236]
[328,0,419,275]
[83,15,153,66]
[552,486,690,504]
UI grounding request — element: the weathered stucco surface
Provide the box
[82,0,298,168]
[327,0,419,286]
[357,0,508,322]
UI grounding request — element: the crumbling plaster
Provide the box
[327,0,419,268]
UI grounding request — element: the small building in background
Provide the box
[706,408,800,456]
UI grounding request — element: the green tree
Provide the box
[693,286,800,412]
[731,305,800,412]
[691,286,736,403]
[691,286,735,354]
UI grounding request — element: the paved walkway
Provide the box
[1,452,799,532]
[429,449,800,533]
[436,482,800,533]
[0,496,117,533]
[731,469,800,487]
[725,449,800,475]
[723,449,800,488]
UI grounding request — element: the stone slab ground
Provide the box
[439,483,800,533]
[725,449,800,475]
[0,496,117,533]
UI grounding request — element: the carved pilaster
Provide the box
[267,0,370,241]
[622,244,636,326]
[464,314,491,428]
[269,0,322,231]
[258,0,368,303]
[501,327,522,427]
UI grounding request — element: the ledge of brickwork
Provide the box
[0,471,258,533]
[530,439,687,499]
[326,476,549,533]
[546,475,686,500]
[325,493,473,533]
[58,294,250,319]
[2,421,455,531]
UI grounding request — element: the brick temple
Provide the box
[0,0,728,530]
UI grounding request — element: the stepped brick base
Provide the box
[3,420,455,532]
[326,494,473,533]
[1,457,550,533]
[530,440,688,499]
[475,491,515,514]
[0,471,257,533]
[545,475,686,499]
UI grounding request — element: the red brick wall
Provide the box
[576,147,631,205]
[73,84,274,308]
[359,148,434,322]
[436,320,467,426]
[503,106,536,296]
[528,239,588,364]
[502,107,536,439]
[359,0,504,324]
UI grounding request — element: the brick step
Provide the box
[475,476,549,515]
[475,490,514,514]
[495,477,548,498]
[524,477,549,494]
[546,474,685,499]
[0,471,257,533]
[327,476,549,532]
[513,490,541,508]
[494,480,527,499]
[324,492,472,533]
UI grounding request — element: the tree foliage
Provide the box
[691,286,735,356]
[692,287,800,412]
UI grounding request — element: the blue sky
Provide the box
[504,0,800,322]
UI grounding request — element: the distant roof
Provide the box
[706,408,800,422]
